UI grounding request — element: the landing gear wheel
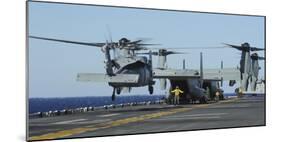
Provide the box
[116,88,121,95]
[149,86,154,94]
[199,96,208,104]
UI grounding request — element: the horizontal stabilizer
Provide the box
[153,68,200,79]
[77,73,139,83]
[203,68,240,81]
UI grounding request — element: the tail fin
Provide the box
[183,59,186,69]
[200,52,203,87]
[220,60,223,87]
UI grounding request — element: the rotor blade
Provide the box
[222,43,243,51]
[166,51,188,55]
[106,26,117,57]
[137,51,188,56]
[258,56,265,60]
[122,46,149,51]
[137,43,162,46]
[134,47,150,50]
[106,25,113,43]
[137,52,158,55]
[130,40,143,44]
[29,36,107,47]
[224,43,264,52]
[131,37,154,44]
[146,46,225,50]
[171,47,226,49]
[250,47,265,51]
[135,37,153,42]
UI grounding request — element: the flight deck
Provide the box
[28,95,265,141]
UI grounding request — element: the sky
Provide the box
[28,1,265,98]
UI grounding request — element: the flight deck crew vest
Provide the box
[171,89,183,96]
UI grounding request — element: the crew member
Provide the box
[206,87,211,99]
[215,90,220,102]
[171,86,184,105]
[238,87,243,98]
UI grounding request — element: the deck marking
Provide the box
[152,116,221,121]
[29,98,238,141]
[98,113,120,117]
[165,112,227,118]
[147,113,226,121]
[75,119,111,124]
[52,119,87,125]
[218,98,239,103]
[30,107,190,140]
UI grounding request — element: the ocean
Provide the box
[29,95,165,114]
[28,93,250,114]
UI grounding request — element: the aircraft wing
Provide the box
[153,68,200,79]
[77,73,139,83]
[203,68,241,81]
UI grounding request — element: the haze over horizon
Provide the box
[28,2,265,98]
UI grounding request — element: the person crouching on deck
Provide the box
[171,86,184,105]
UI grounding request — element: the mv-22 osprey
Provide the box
[223,43,265,92]
[30,36,160,101]
[141,42,265,103]
[139,48,229,103]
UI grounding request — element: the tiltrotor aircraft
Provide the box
[146,42,265,103]
[139,49,219,103]
[224,42,265,92]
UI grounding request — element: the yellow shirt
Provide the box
[171,88,184,96]
[238,88,243,93]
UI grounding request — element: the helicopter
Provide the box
[29,36,159,101]
[223,42,265,92]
